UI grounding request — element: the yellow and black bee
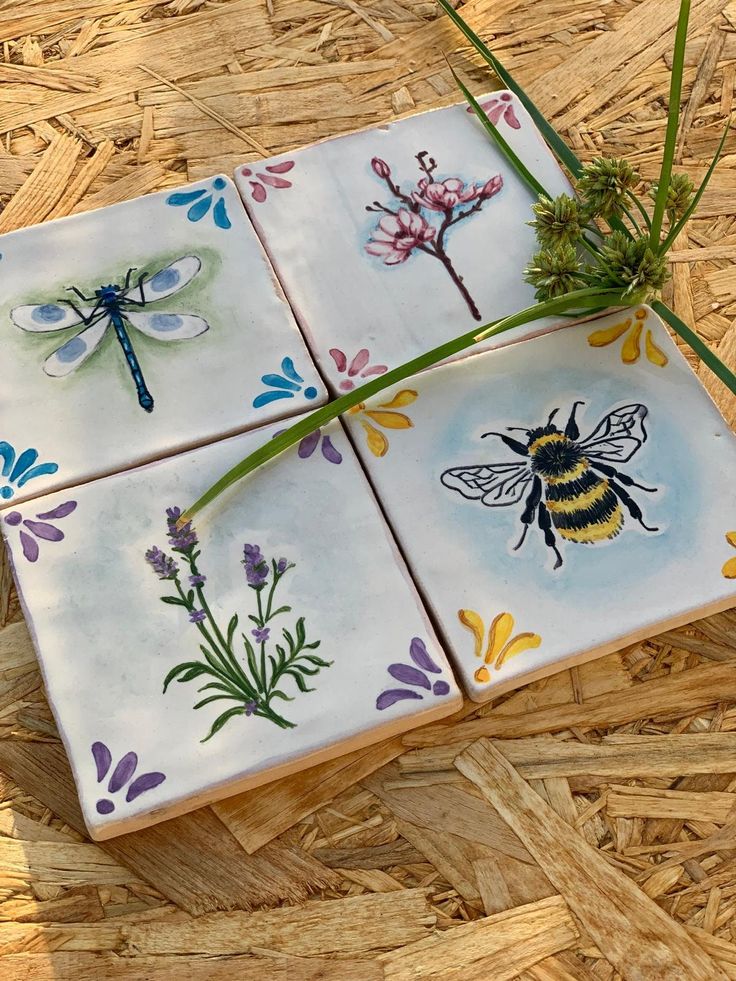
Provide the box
[441,402,658,569]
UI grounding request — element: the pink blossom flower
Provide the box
[466,93,521,130]
[479,174,504,200]
[329,348,388,391]
[371,157,391,179]
[365,209,435,265]
[412,177,482,212]
[241,161,295,203]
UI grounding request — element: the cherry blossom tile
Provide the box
[342,306,736,702]
[233,93,571,393]
[0,175,325,508]
[2,417,460,839]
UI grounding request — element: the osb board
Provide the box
[1,0,736,978]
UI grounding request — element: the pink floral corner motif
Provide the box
[241,161,295,202]
[329,348,388,391]
[466,93,521,129]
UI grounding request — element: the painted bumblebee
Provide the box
[441,401,658,569]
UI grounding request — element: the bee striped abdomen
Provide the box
[545,466,622,542]
[528,432,623,544]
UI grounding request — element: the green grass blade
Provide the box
[652,299,736,395]
[650,0,690,246]
[450,66,550,200]
[185,287,626,520]
[660,114,731,254]
[435,0,583,178]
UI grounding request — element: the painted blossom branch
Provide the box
[365,151,503,321]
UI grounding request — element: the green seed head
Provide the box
[577,157,639,220]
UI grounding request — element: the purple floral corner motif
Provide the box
[376,637,451,711]
[273,427,342,464]
[466,93,521,129]
[241,160,295,203]
[91,741,166,815]
[3,500,76,562]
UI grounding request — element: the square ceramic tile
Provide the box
[0,175,326,507]
[342,306,736,701]
[233,93,571,393]
[2,417,460,839]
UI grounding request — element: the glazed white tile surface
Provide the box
[2,418,460,838]
[0,175,325,507]
[234,93,571,393]
[343,306,736,701]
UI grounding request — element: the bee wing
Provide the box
[43,317,110,377]
[441,462,533,507]
[125,311,209,341]
[128,256,202,303]
[578,403,648,463]
[11,302,94,332]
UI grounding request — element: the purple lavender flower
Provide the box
[243,543,269,588]
[189,609,206,624]
[189,574,206,587]
[252,626,270,643]
[276,557,289,574]
[166,506,198,553]
[244,701,258,716]
[145,546,179,580]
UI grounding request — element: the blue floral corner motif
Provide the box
[0,442,58,501]
[166,177,231,229]
[253,357,319,408]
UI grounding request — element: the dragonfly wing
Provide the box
[131,256,202,303]
[125,311,209,341]
[441,462,533,507]
[11,303,93,333]
[44,317,110,377]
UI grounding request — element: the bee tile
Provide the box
[0,175,326,507]
[2,417,460,839]
[233,94,571,394]
[342,306,736,702]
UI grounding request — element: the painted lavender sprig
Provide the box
[145,508,330,739]
[365,151,502,320]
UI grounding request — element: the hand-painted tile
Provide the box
[0,175,325,507]
[233,94,571,392]
[342,306,736,701]
[2,417,460,839]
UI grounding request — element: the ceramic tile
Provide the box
[233,93,571,393]
[342,306,736,701]
[0,175,326,507]
[2,416,461,839]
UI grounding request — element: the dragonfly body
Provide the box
[12,256,208,413]
[90,283,154,411]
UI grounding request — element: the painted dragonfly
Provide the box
[11,256,208,412]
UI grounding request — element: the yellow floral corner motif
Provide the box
[587,307,668,367]
[349,389,418,457]
[458,608,541,684]
[722,531,736,579]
